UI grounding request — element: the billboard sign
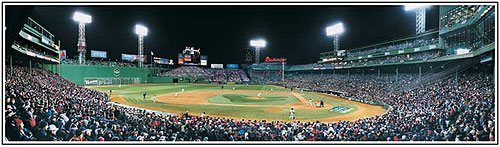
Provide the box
[60,50,67,59]
[154,57,174,65]
[265,57,287,62]
[121,53,146,62]
[91,50,107,58]
[122,54,136,61]
[226,64,239,69]
[184,54,192,62]
[200,55,208,66]
[200,60,207,66]
[41,36,50,45]
[178,53,184,65]
[211,64,223,69]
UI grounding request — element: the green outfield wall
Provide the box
[56,65,196,85]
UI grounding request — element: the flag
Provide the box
[151,51,154,55]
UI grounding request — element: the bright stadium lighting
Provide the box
[250,39,266,64]
[250,40,266,47]
[73,11,92,65]
[404,5,430,11]
[326,23,344,36]
[135,24,148,36]
[73,12,92,23]
[404,5,430,34]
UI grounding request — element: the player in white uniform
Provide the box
[289,108,295,120]
[232,87,235,90]
[153,95,157,103]
[270,88,273,92]
[182,89,185,93]
[175,93,178,97]
[308,99,313,107]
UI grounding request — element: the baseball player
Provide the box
[232,87,235,90]
[289,108,295,120]
[181,89,185,93]
[153,95,157,103]
[175,93,178,97]
[308,99,313,107]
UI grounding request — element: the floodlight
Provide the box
[404,5,430,11]
[73,12,92,23]
[135,25,148,36]
[250,40,266,47]
[326,23,344,36]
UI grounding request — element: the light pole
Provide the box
[73,12,92,65]
[326,23,344,52]
[135,24,148,68]
[405,5,430,34]
[250,39,266,64]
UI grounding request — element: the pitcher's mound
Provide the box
[246,97,266,100]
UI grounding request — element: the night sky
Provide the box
[25,5,439,65]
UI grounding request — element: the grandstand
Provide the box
[3,4,497,143]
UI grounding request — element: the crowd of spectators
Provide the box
[249,71,282,85]
[5,62,494,141]
[347,38,438,58]
[61,59,137,68]
[227,69,250,82]
[157,66,249,83]
[440,5,483,29]
[12,42,59,60]
[289,51,441,70]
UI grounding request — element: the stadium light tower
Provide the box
[250,39,266,64]
[326,23,344,52]
[135,24,148,68]
[405,5,430,34]
[73,12,92,65]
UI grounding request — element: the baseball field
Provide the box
[88,83,386,122]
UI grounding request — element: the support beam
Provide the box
[378,69,380,79]
[138,35,144,68]
[77,23,87,65]
[418,66,422,79]
[255,47,261,64]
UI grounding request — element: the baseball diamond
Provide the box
[3,3,496,144]
[88,84,387,122]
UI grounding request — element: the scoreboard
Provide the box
[178,46,207,66]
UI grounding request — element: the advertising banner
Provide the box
[41,36,50,45]
[60,50,67,59]
[122,54,136,61]
[201,60,207,66]
[226,64,239,69]
[154,57,174,65]
[200,55,208,66]
[184,54,192,62]
[121,54,146,62]
[178,53,184,65]
[211,64,223,69]
[91,50,107,58]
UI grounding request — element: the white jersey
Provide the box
[289,110,295,119]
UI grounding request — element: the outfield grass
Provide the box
[89,83,358,121]
[206,94,301,105]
